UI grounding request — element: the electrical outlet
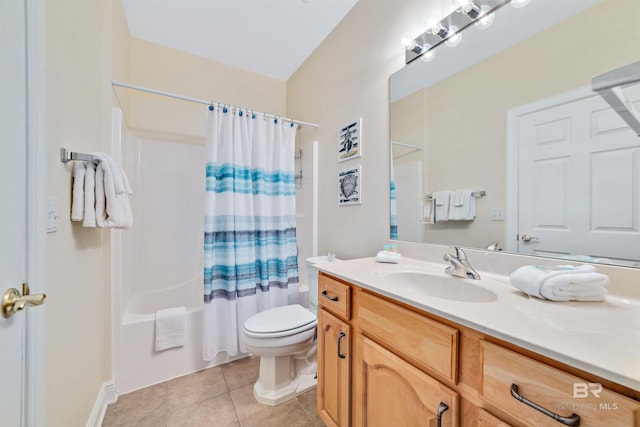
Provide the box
[491,208,505,221]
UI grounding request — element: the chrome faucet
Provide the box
[443,246,481,280]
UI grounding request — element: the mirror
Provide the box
[390,0,640,267]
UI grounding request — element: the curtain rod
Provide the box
[111,80,320,129]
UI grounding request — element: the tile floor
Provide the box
[102,356,325,427]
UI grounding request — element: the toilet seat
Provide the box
[243,304,317,338]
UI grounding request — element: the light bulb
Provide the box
[461,2,481,19]
[420,45,436,62]
[400,32,414,48]
[430,22,450,39]
[445,26,462,47]
[511,0,531,8]
[475,5,495,29]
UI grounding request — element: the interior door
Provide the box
[394,160,423,242]
[1,0,28,425]
[517,86,640,266]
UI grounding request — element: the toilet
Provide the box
[242,255,339,405]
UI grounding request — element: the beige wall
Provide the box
[287,0,456,259]
[46,0,117,425]
[46,0,288,423]
[125,38,286,140]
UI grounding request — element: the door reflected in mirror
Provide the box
[389,0,640,267]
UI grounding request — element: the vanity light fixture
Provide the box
[461,2,482,19]
[403,0,530,64]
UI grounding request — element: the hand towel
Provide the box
[449,189,476,221]
[155,306,187,351]
[71,161,86,221]
[509,264,609,301]
[92,153,134,229]
[83,162,97,227]
[376,250,401,263]
[432,191,451,222]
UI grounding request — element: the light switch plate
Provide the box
[491,208,505,221]
[47,196,58,233]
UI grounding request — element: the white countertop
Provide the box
[317,256,640,391]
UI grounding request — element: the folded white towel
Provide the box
[432,191,451,222]
[93,153,134,229]
[376,250,401,263]
[71,161,86,221]
[509,264,608,301]
[155,306,187,351]
[449,189,476,221]
[83,162,97,227]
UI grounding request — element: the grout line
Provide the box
[228,390,243,427]
[163,381,168,427]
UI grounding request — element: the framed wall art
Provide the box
[337,118,362,162]
[338,165,361,206]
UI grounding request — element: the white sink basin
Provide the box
[385,271,498,303]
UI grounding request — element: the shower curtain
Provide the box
[203,107,299,360]
[390,158,398,239]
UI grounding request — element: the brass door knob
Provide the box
[1,283,46,319]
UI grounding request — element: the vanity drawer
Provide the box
[357,290,459,383]
[477,408,512,427]
[318,273,351,320]
[480,340,640,426]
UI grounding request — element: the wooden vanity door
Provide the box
[354,335,459,427]
[317,309,351,427]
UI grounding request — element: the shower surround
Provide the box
[111,109,316,393]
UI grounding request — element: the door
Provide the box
[317,309,350,427]
[394,160,424,242]
[355,335,459,427]
[1,0,29,425]
[516,86,640,265]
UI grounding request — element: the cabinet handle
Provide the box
[337,332,346,359]
[436,401,449,427]
[511,384,580,426]
[322,290,339,302]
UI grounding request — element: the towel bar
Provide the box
[425,190,486,200]
[60,148,95,163]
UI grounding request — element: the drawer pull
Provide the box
[510,384,581,426]
[337,332,347,359]
[322,290,339,301]
[436,401,449,427]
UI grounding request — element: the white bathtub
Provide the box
[117,275,244,394]
[117,276,310,394]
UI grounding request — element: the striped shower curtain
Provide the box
[203,107,299,360]
[390,158,398,239]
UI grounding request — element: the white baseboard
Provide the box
[86,381,117,427]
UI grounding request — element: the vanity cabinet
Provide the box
[480,340,640,426]
[316,272,640,427]
[317,275,352,427]
[355,335,458,426]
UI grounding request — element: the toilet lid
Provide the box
[244,304,316,335]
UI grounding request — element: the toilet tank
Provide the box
[305,255,341,313]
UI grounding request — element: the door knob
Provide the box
[521,234,539,243]
[2,283,46,319]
